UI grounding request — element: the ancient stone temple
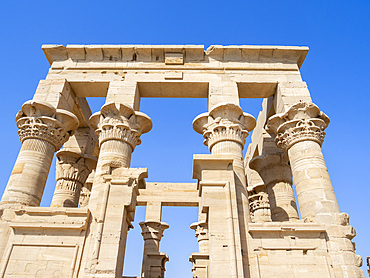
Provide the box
[0,44,364,278]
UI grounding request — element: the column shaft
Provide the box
[288,140,340,221]
[266,181,298,220]
[79,170,94,208]
[2,139,55,206]
[96,139,132,170]
[250,153,298,221]
[267,102,339,223]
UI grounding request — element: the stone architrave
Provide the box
[266,101,338,223]
[1,100,78,207]
[140,221,169,278]
[250,152,299,222]
[50,151,96,207]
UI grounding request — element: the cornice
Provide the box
[42,44,309,69]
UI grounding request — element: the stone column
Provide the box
[88,100,152,217]
[190,221,209,254]
[193,103,256,215]
[1,101,78,207]
[189,221,209,278]
[245,165,271,223]
[193,102,256,277]
[50,151,96,207]
[249,152,299,221]
[86,101,152,276]
[140,221,169,278]
[267,102,339,223]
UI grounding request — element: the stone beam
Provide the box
[137,182,199,207]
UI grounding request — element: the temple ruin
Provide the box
[0,44,364,277]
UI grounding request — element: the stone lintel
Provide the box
[137,182,199,207]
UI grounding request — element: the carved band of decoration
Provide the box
[16,101,79,151]
[20,138,55,154]
[266,102,330,151]
[193,103,256,151]
[90,102,152,150]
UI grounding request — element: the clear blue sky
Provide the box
[0,1,369,276]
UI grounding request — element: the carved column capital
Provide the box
[51,151,97,207]
[193,103,256,153]
[266,102,330,151]
[55,151,96,184]
[190,221,209,254]
[90,102,152,150]
[247,183,271,223]
[140,221,169,241]
[248,189,270,213]
[190,221,208,242]
[16,100,79,150]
